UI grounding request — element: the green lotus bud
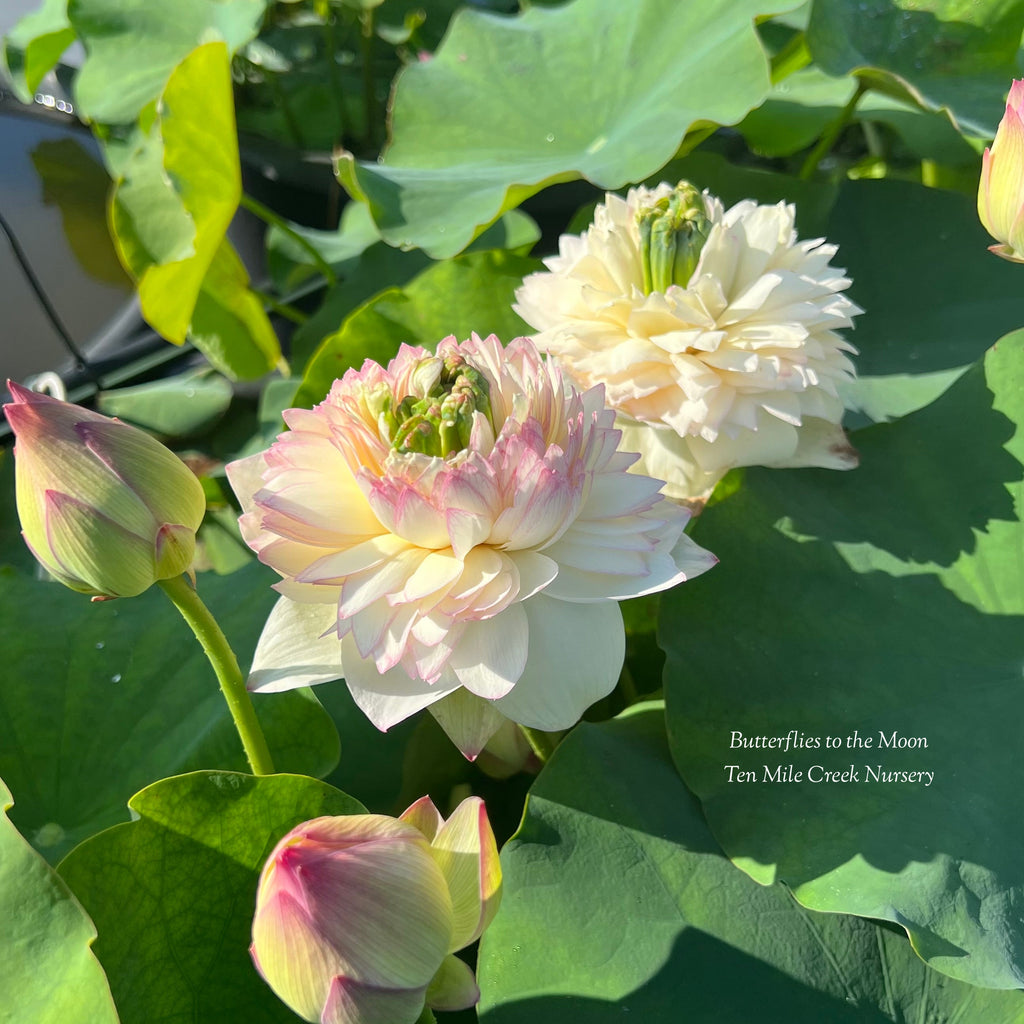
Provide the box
[637,181,711,293]
[2,381,206,599]
[393,403,444,456]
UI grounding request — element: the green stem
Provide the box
[519,725,562,765]
[323,9,347,144]
[360,10,378,151]
[251,287,308,325]
[799,80,870,180]
[239,193,338,288]
[158,575,276,776]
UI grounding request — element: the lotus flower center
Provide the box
[378,354,494,458]
[636,181,711,293]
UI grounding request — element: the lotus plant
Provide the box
[2,381,206,598]
[251,795,500,1024]
[227,333,715,757]
[514,181,861,506]
[978,79,1024,263]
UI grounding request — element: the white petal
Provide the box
[492,595,624,730]
[428,689,507,760]
[343,637,461,731]
[248,597,343,693]
[448,606,528,700]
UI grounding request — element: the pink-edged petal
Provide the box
[428,688,508,760]
[248,597,343,693]
[447,606,528,700]
[493,595,624,730]
[399,796,445,842]
[428,796,502,951]
[425,955,479,1012]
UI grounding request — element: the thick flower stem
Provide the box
[519,725,562,765]
[158,575,276,776]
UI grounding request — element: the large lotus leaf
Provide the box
[109,41,281,378]
[68,0,266,123]
[337,0,802,257]
[662,331,1024,989]
[293,249,539,408]
[58,771,363,1024]
[477,706,1024,1022]
[0,561,340,864]
[1,0,75,103]
[0,778,119,1024]
[806,0,1024,138]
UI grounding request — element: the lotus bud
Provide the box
[2,382,206,598]
[979,80,1024,263]
[637,181,712,292]
[251,797,501,1024]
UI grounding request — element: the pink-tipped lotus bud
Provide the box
[251,798,502,1024]
[979,80,1024,262]
[2,382,206,598]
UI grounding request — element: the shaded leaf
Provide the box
[0,561,340,863]
[662,332,1024,989]
[806,0,1024,137]
[478,707,1024,1021]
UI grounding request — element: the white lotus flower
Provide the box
[227,334,715,757]
[514,181,861,505]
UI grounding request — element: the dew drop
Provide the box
[111,673,122,683]
[545,132,555,142]
[95,641,105,650]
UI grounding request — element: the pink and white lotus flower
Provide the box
[227,334,715,756]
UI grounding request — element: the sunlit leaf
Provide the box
[69,0,266,123]
[338,0,802,256]
[0,777,119,1024]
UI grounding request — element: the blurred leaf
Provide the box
[338,0,803,256]
[96,370,233,439]
[0,777,119,1024]
[59,771,362,1024]
[69,0,266,123]
[662,332,1024,989]
[739,66,979,163]
[293,249,539,407]
[1,0,75,101]
[806,0,1024,137]
[110,42,281,378]
[478,706,1024,1021]
[0,562,340,864]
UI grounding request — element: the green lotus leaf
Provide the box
[662,331,1024,989]
[338,0,802,257]
[478,706,1024,1021]
[58,771,363,1023]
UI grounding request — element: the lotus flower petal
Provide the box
[228,334,714,752]
[515,183,861,505]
